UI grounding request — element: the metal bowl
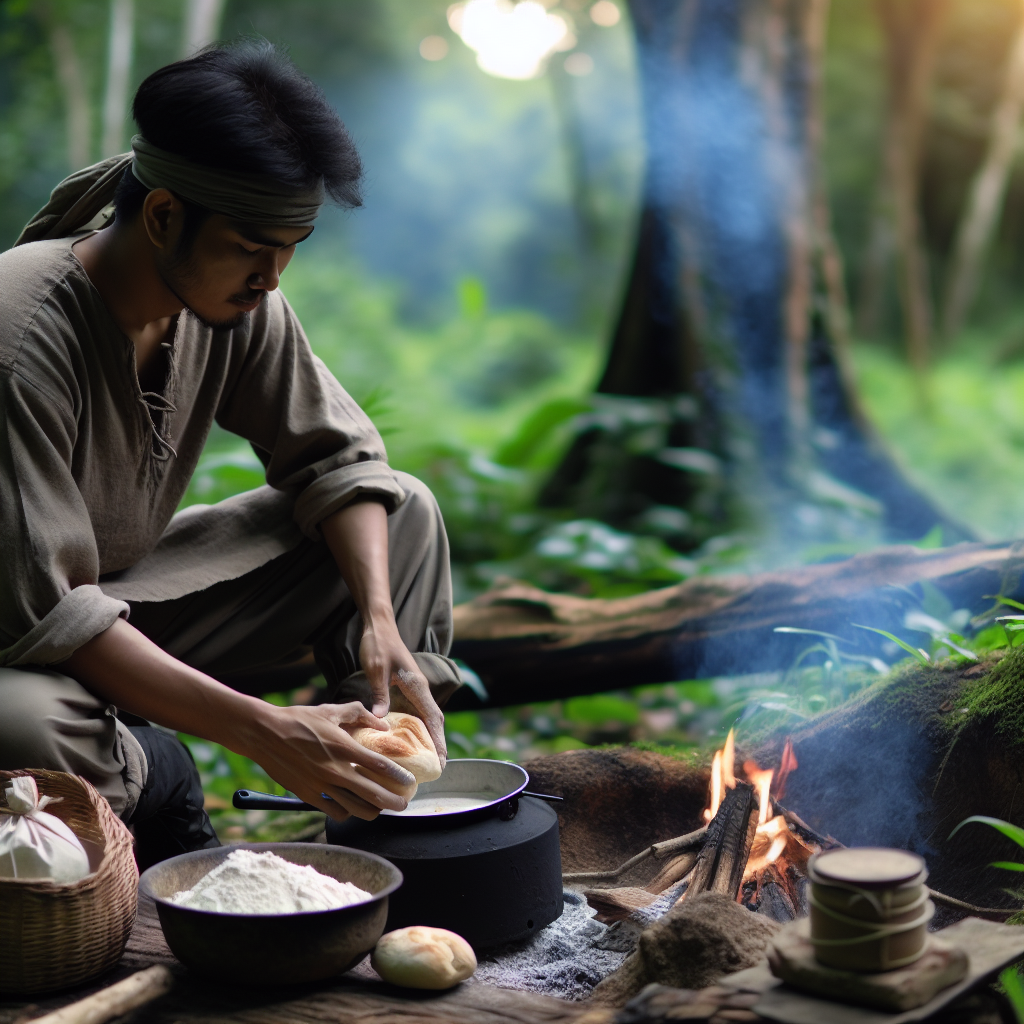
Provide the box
[139,842,403,985]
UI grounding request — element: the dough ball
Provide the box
[371,926,477,989]
[352,712,441,783]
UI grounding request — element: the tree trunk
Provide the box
[941,0,1024,341]
[854,195,895,338]
[101,0,135,158]
[449,540,1023,707]
[544,0,970,546]
[181,0,226,58]
[45,16,92,172]
[875,0,950,378]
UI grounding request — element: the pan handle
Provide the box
[523,791,564,803]
[233,789,318,811]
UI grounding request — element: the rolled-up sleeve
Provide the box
[215,291,406,539]
[0,371,128,666]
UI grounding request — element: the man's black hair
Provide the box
[113,41,362,235]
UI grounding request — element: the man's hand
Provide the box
[321,499,447,765]
[243,701,418,823]
[359,617,447,766]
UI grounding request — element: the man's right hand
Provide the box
[241,701,416,822]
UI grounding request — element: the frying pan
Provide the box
[233,758,562,821]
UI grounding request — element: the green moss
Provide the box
[627,741,707,766]
[944,647,1024,747]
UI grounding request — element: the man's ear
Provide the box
[141,188,182,251]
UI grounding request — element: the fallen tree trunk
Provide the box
[450,540,1024,708]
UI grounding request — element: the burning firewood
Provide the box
[683,781,759,902]
[577,732,841,926]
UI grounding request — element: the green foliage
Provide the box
[1001,967,1024,1023]
[563,694,640,726]
[853,343,1024,541]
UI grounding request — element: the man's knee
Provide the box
[391,471,443,535]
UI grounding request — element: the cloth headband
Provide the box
[130,135,324,226]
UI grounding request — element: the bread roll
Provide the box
[352,764,418,803]
[352,712,442,784]
[371,926,476,989]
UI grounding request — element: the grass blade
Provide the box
[937,636,979,661]
[949,815,1024,848]
[1000,966,1024,1023]
[774,627,848,642]
[852,624,931,666]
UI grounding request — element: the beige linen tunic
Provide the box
[0,236,406,668]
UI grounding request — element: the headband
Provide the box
[130,135,324,226]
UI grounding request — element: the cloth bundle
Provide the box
[0,777,91,883]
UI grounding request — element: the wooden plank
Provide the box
[0,896,588,1024]
[449,542,1024,707]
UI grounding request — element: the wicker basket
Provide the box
[0,769,138,995]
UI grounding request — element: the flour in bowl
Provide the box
[169,850,372,914]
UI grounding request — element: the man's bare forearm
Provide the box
[59,618,270,755]
[320,498,447,760]
[321,499,393,625]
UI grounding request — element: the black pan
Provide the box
[233,758,561,822]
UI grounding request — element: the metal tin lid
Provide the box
[810,847,927,889]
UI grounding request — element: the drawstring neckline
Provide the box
[137,391,178,461]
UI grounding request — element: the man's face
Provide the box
[154,211,313,330]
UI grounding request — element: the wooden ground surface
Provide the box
[0,894,590,1024]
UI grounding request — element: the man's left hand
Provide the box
[359,617,447,767]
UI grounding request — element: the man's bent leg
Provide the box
[128,471,462,706]
[0,667,146,819]
[0,667,217,868]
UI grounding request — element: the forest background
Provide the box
[4,0,1024,840]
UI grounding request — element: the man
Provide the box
[0,43,461,866]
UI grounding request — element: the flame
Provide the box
[743,760,774,826]
[704,750,722,822]
[774,738,798,801]
[701,733,804,883]
[704,728,738,822]
[722,729,736,789]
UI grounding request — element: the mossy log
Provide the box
[450,541,1024,707]
[753,646,1024,918]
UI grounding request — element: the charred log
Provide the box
[683,782,758,902]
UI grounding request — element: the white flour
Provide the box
[169,850,372,915]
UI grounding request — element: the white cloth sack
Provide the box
[0,776,91,883]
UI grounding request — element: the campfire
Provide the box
[570,732,840,925]
[703,731,819,920]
